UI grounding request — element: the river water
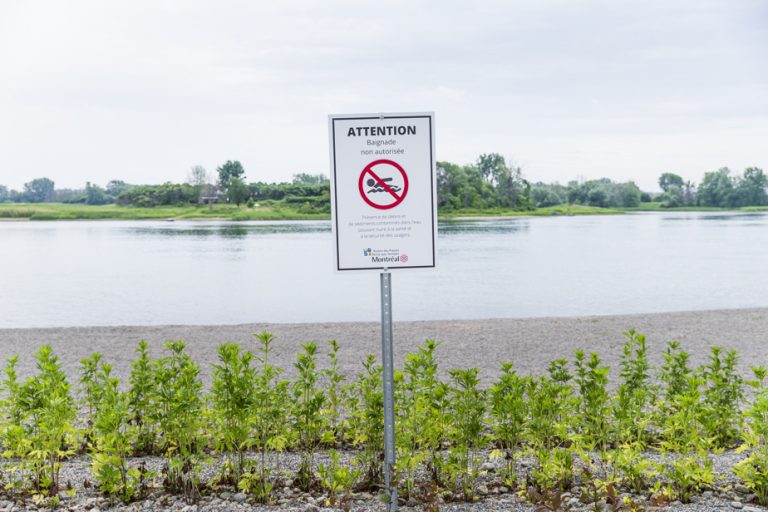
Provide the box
[1,212,767,328]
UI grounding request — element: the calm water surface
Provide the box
[1,212,767,327]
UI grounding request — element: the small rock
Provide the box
[703,491,714,498]
[731,501,744,509]
[744,507,762,512]
[220,492,231,500]
[670,501,683,507]
[480,462,495,472]
[499,486,509,493]
[406,499,418,507]
[735,484,751,494]
[232,492,247,502]
[181,506,197,512]
[567,497,580,508]
[477,484,489,496]
[304,505,319,512]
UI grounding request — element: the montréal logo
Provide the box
[363,248,372,256]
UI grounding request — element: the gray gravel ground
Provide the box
[1,307,768,511]
[1,307,767,384]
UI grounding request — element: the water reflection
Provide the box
[127,221,331,239]
[660,212,767,222]
[438,220,530,235]
[126,219,532,238]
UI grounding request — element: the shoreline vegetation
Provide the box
[1,325,768,509]
[3,156,766,223]
[2,310,767,509]
[1,202,766,221]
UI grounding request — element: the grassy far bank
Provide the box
[1,202,765,221]
[620,202,768,212]
[0,202,623,221]
[0,202,329,221]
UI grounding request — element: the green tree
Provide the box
[698,167,735,207]
[106,180,132,198]
[734,167,767,206]
[187,166,209,203]
[531,185,563,207]
[477,153,508,186]
[0,185,8,202]
[609,182,641,207]
[660,185,684,208]
[587,185,608,207]
[227,178,249,207]
[85,182,111,205]
[23,177,55,203]
[217,160,246,190]
[659,173,684,193]
[292,173,327,185]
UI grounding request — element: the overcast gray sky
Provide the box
[1,0,766,192]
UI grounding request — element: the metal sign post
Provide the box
[380,269,397,511]
[328,112,436,512]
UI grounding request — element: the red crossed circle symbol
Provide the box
[358,159,409,210]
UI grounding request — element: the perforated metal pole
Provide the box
[380,269,397,511]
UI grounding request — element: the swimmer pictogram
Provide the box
[358,159,409,210]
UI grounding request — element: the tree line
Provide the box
[1,157,765,210]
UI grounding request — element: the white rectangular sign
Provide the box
[329,112,437,271]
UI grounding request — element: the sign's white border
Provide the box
[328,112,437,271]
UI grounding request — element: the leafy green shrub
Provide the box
[742,366,768,449]
[292,342,326,491]
[128,341,157,455]
[444,368,486,499]
[659,454,714,503]
[152,341,205,501]
[346,354,384,487]
[574,350,610,450]
[323,339,347,445]
[242,331,289,502]
[209,343,256,484]
[700,347,744,448]
[613,329,654,447]
[526,360,574,449]
[79,353,105,421]
[734,366,768,506]
[317,449,360,510]
[613,446,658,494]
[90,362,152,502]
[1,356,32,496]
[396,339,446,496]
[734,447,768,506]
[17,345,77,498]
[489,362,527,486]
[660,374,708,453]
[531,447,574,493]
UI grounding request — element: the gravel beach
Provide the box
[1,307,767,511]
[1,307,767,384]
